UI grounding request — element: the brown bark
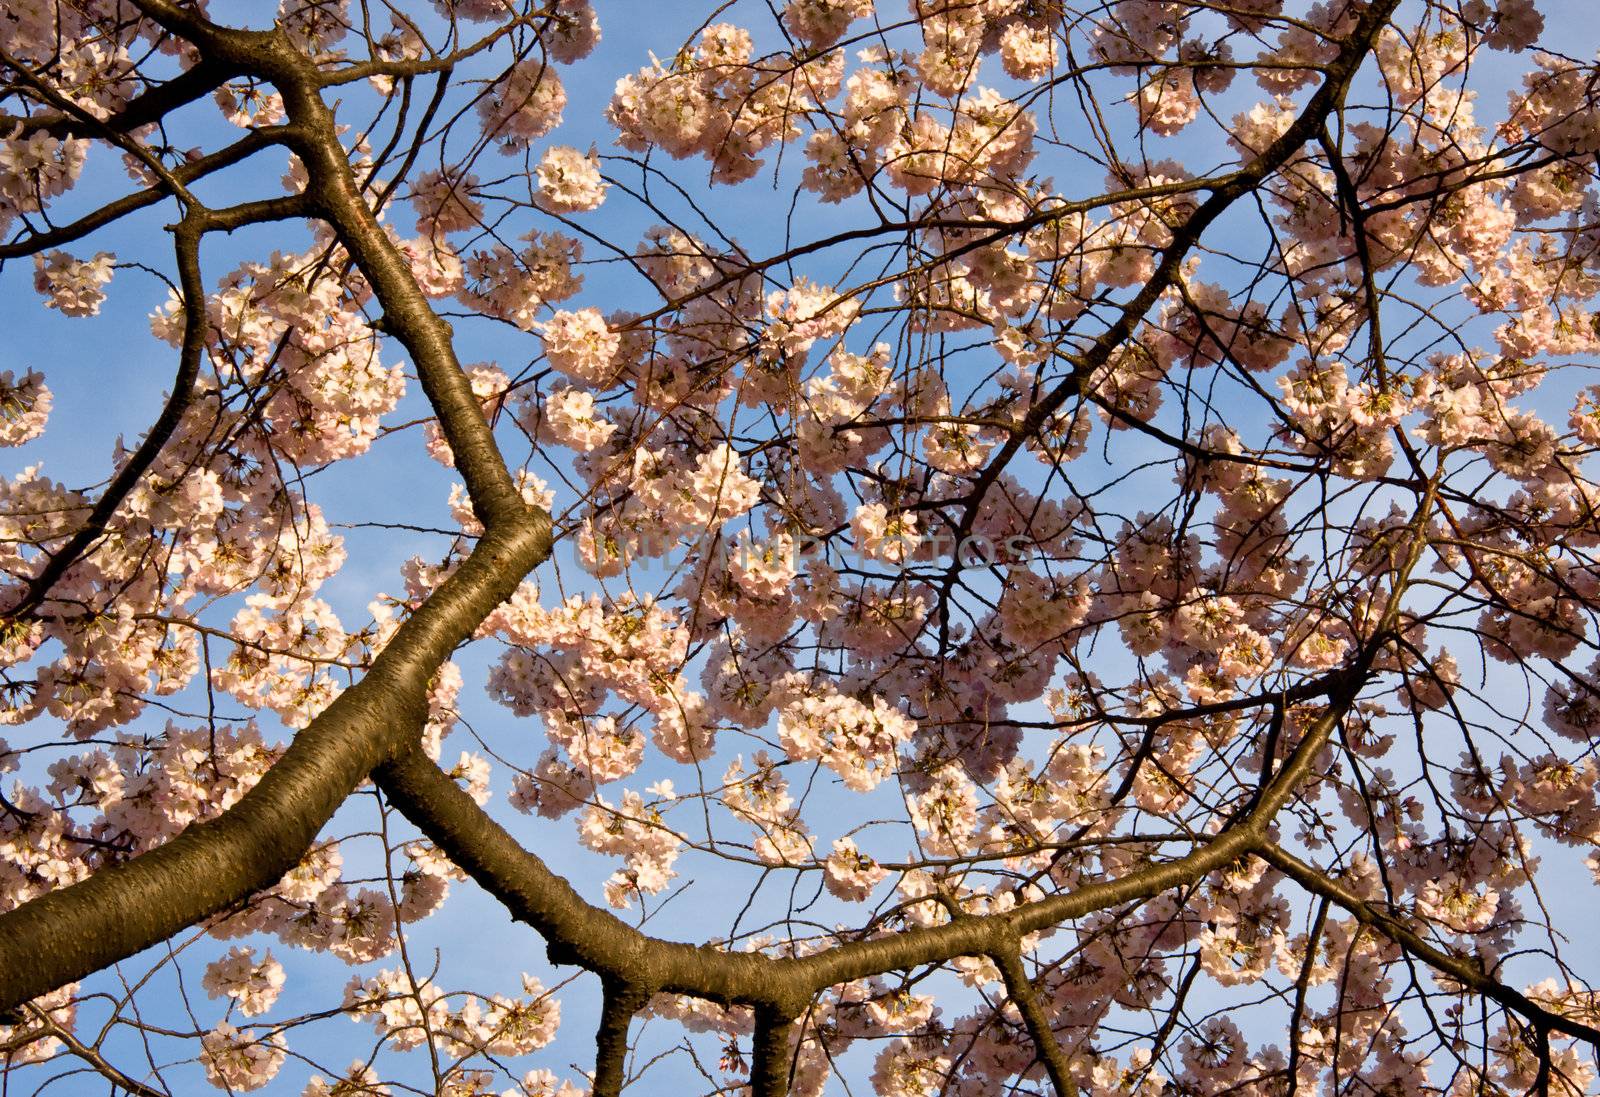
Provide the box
[9,5,1588,1092]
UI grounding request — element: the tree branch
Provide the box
[0,57,238,140]
[592,980,650,1097]
[1259,842,1600,1051]
[6,193,311,619]
[21,1004,169,1097]
[749,1007,799,1097]
[0,128,281,261]
[0,511,549,1013]
[375,646,1373,1012]
[992,945,1078,1097]
[0,0,554,1017]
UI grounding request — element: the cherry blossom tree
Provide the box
[4,0,1600,1093]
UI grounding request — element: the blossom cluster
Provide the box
[6,0,1600,1095]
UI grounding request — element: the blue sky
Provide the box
[6,1,1600,1094]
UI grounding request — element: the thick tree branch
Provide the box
[993,945,1078,1097]
[375,646,1373,1011]
[0,0,552,1018]
[0,510,549,1013]
[592,980,650,1097]
[4,5,1569,1096]
[129,1,526,526]
[749,1008,799,1097]
[373,745,797,1009]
